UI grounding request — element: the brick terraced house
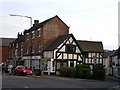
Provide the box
[9,33,24,66]
[0,38,16,64]
[9,15,104,74]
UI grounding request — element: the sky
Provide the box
[0,0,119,50]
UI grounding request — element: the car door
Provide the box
[16,67,22,74]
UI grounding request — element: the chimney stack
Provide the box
[34,20,39,24]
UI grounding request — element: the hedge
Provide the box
[59,64,105,80]
[75,64,92,79]
[60,67,76,77]
[92,65,105,80]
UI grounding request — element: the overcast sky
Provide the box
[0,0,119,50]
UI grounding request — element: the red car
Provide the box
[14,65,32,75]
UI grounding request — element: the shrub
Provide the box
[60,67,76,77]
[92,65,105,80]
[75,64,92,79]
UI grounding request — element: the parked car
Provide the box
[14,65,32,75]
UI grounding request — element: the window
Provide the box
[21,42,23,47]
[9,44,11,48]
[65,44,76,53]
[13,43,14,47]
[26,45,29,54]
[32,44,35,53]
[83,52,88,58]
[16,43,18,48]
[26,33,29,41]
[21,49,23,56]
[15,49,18,57]
[31,31,35,39]
[70,61,74,67]
[38,42,43,52]
[38,28,41,37]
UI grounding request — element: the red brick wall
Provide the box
[43,17,69,47]
[1,46,9,62]
[23,16,69,56]
[24,28,44,56]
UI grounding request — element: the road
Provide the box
[2,74,120,89]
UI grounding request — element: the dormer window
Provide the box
[31,31,35,39]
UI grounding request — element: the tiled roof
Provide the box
[103,51,113,58]
[0,38,16,46]
[44,34,71,51]
[110,47,120,58]
[77,40,104,52]
[44,34,104,53]
[24,15,69,33]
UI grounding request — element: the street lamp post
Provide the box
[10,14,32,27]
[10,14,33,69]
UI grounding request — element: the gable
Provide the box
[24,15,69,34]
[58,37,81,53]
[44,34,82,53]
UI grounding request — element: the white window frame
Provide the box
[32,44,35,53]
[26,46,29,54]
[15,49,18,57]
[26,33,29,41]
[38,28,41,37]
[32,31,35,39]
[21,42,23,47]
[38,42,43,52]
[16,43,18,48]
[21,49,23,56]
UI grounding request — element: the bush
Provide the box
[92,65,105,80]
[60,67,76,77]
[59,64,105,80]
[75,64,92,79]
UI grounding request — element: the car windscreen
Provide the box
[22,67,29,70]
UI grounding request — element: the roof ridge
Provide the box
[77,40,102,43]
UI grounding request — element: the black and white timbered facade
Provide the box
[43,34,104,74]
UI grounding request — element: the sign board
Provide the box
[23,56,41,60]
